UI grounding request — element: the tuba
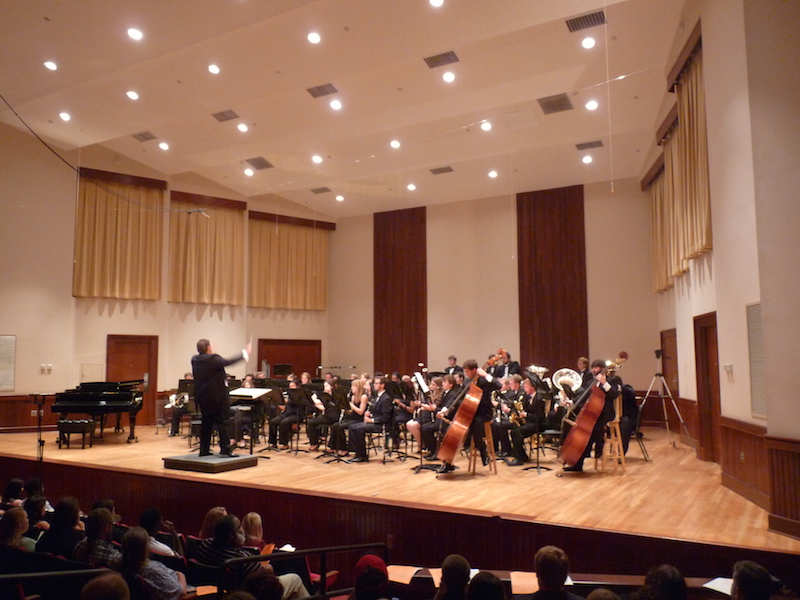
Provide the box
[551,368,583,409]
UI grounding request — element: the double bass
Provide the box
[559,351,628,467]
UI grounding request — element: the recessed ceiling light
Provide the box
[312,155,323,164]
[43,61,57,71]
[488,170,498,178]
[159,142,169,150]
[582,156,593,164]
[335,195,344,202]
[308,32,321,44]
[59,112,70,121]
[237,123,248,132]
[126,91,139,100]
[430,0,444,6]
[480,121,492,131]
[244,168,254,177]
[390,140,401,149]
[585,100,599,111]
[407,183,416,191]
[208,64,220,75]
[330,99,342,110]
[442,71,455,83]
[127,28,143,41]
[582,37,596,49]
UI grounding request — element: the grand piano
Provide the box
[52,380,144,443]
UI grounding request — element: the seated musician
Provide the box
[268,380,304,450]
[444,355,464,376]
[493,352,522,379]
[562,359,619,472]
[421,375,460,459]
[407,376,442,452]
[508,375,550,466]
[438,359,501,473]
[390,373,418,449]
[168,372,194,437]
[348,376,394,463]
[306,381,339,451]
[329,379,368,456]
[492,375,521,457]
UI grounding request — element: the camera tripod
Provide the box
[639,372,696,457]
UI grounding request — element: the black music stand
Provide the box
[523,394,552,474]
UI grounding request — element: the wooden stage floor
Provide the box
[1,425,798,556]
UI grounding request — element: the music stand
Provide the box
[230,387,270,456]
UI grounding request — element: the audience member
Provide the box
[196,514,309,600]
[350,554,389,600]
[223,592,258,600]
[73,507,123,569]
[467,571,506,600]
[36,496,86,557]
[92,498,124,542]
[22,495,50,545]
[434,554,471,600]
[199,506,228,538]
[80,572,130,600]
[0,506,32,551]
[637,565,686,600]
[242,512,267,551]
[732,561,773,600]
[140,507,185,557]
[514,545,581,600]
[120,526,187,600]
[244,570,285,600]
[1,478,24,510]
[22,477,54,512]
[587,589,621,600]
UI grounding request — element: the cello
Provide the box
[559,351,628,467]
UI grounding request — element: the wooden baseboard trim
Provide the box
[721,473,769,510]
[0,425,58,434]
[768,513,800,541]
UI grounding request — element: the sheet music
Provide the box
[229,387,271,398]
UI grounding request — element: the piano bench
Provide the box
[57,419,95,449]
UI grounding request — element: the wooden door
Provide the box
[258,339,321,378]
[694,313,721,462]
[106,335,158,426]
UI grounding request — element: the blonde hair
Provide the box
[242,512,263,541]
[199,506,227,539]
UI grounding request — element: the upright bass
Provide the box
[559,351,628,467]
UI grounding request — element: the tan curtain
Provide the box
[249,218,328,310]
[168,200,245,305]
[73,177,162,299]
[652,54,712,292]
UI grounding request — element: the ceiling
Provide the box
[0,0,686,219]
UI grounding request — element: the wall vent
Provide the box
[307,83,338,98]
[576,140,604,151]
[566,10,607,33]
[132,131,156,142]
[537,93,574,115]
[245,157,274,170]
[747,303,766,417]
[212,109,240,122]
[430,166,454,175]
[311,187,331,194]
[424,51,459,68]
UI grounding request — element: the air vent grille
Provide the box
[576,140,604,151]
[537,93,574,115]
[212,109,240,122]
[132,131,156,142]
[566,10,607,33]
[424,51,459,69]
[430,166,454,175]
[245,157,274,170]
[310,187,331,194]
[307,83,338,98]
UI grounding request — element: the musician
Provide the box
[492,375,522,457]
[268,380,304,450]
[329,379,369,456]
[306,381,339,451]
[562,359,619,472]
[508,376,549,466]
[438,359,501,473]
[407,376,442,451]
[191,339,249,458]
[390,373,417,448]
[577,357,593,389]
[421,374,461,458]
[444,355,464,376]
[348,376,394,462]
[493,352,521,379]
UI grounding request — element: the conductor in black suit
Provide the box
[191,339,250,457]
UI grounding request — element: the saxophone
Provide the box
[510,392,525,425]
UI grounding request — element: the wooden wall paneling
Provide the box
[258,339,322,377]
[766,436,800,539]
[719,418,769,509]
[2,454,800,593]
[517,186,588,369]
[661,329,680,397]
[106,334,158,426]
[373,208,427,375]
[0,394,58,432]
[693,313,722,463]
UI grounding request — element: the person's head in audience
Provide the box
[51,497,83,532]
[120,526,150,575]
[85,508,114,542]
[212,514,245,549]
[245,570,284,600]
[732,561,773,600]
[534,545,571,591]
[639,565,686,600]
[24,495,48,529]
[242,512,263,544]
[352,554,388,600]
[3,478,24,505]
[80,572,130,600]
[467,571,505,600]
[438,554,471,600]
[139,507,166,537]
[199,506,228,538]
[223,592,257,600]
[588,589,621,600]
[23,477,44,499]
[0,506,29,547]
[92,498,120,522]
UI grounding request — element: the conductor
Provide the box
[191,339,250,457]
